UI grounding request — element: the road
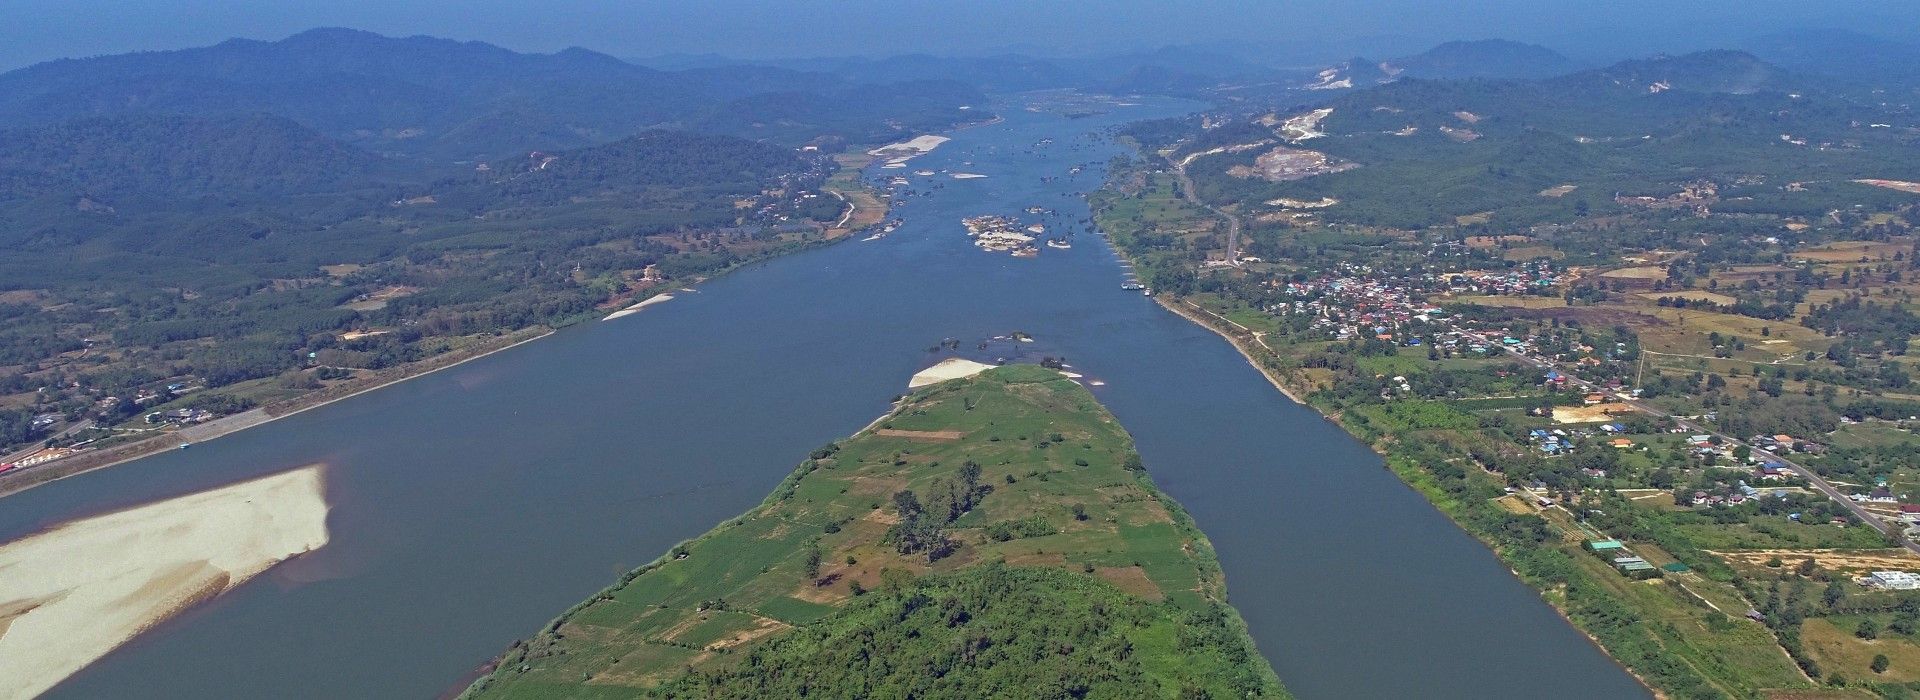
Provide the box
[1457,328,1920,556]
[1,420,93,466]
[1168,154,1241,264]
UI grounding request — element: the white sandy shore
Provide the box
[0,465,330,700]
[907,358,997,389]
[603,294,674,321]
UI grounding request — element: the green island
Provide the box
[463,364,1284,699]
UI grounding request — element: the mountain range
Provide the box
[0,28,987,162]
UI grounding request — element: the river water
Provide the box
[3,95,1648,699]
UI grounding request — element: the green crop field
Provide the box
[465,365,1285,699]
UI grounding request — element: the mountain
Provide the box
[1558,50,1789,95]
[1388,39,1577,79]
[0,28,987,161]
[1743,29,1920,86]
[472,130,815,209]
[776,54,1086,93]
[0,113,382,199]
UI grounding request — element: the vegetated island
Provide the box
[462,364,1284,699]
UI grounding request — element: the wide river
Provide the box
[4,95,1648,699]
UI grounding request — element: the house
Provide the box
[1610,438,1634,449]
[1583,393,1606,406]
[1614,557,1658,578]
[1869,571,1920,590]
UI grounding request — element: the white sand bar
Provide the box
[0,465,330,700]
[908,358,997,389]
[603,293,674,321]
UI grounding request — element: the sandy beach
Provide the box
[0,465,330,699]
[907,358,997,388]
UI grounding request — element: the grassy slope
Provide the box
[465,364,1284,699]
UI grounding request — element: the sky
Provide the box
[4,0,1918,71]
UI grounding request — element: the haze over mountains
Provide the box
[0,28,985,163]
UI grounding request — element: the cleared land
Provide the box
[464,365,1283,699]
[0,465,329,700]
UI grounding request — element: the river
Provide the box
[2,94,1649,699]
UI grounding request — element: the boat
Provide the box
[1121,282,1144,291]
[1046,239,1071,249]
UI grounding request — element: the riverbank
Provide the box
[1155,297,1307,404]
[0,146,905,502]
[0,464,329,700]
[1152,292,1662,696]
[1098,145,1666,694]
[0,328,550,499]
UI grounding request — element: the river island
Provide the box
[462,364,1284,699]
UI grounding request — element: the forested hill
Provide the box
[1165,49,1920,229]
[0,28,989,161]
[0,113,383,198]
[1387,39,1576,80]
[468,130,820,208]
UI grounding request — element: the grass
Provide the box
[1803,616,1920,684]
[1673,516,1894,551]
[465,365,1283,698]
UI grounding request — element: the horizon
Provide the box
[5,0,1919,72]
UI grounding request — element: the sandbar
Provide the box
[0,465,330,699]
[603,294,674,321]
[908,358,997,388]
[867,135,950,157]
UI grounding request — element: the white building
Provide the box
[1868,571,1920,590]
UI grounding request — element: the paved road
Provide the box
[1,420,92,465]
[1458,328,1920,556]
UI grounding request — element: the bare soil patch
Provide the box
[871,428,964,441]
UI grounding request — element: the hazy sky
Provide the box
[5,0,1918,70]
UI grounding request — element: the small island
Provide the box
[962,215,1041,257]
[463,365,1283,699]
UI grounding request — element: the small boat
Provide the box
[178,442,192,449]
[1046,239,1071,249]
[1121,282,1144,291]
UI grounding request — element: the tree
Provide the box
[1858,618,1881,640]
[1873,654,1890,674]
[804,545,823,578]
